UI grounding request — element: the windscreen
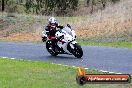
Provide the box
[63,27,73,36]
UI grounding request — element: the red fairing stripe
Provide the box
[48,36,56,40]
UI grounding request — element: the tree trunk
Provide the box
[2,0,4,12]
[101,0,106,8]
[86,0,90,7]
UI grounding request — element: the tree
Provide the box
[111,0,120,3]
[86,0,90,6]
[25,0,34,13]
[100,0,106,8]
[90,0,96,14]
[44,0,79,16]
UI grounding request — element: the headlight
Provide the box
[75,35,76,38]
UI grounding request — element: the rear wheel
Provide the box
[46,40,58,56]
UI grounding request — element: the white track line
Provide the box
[1,56,122,74]
[10,58,15,59]
[1,57,8,58]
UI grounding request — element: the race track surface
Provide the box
[0,42,132,74]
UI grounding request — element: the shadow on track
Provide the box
[45,55,78,59]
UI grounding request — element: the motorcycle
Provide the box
[43,25,83,58]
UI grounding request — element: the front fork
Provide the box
[67,41,77,54]
[69,41,77,49]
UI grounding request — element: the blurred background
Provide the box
[0,0,132,44]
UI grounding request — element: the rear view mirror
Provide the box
[67,24,71,29]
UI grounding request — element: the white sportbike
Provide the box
[45,25,83,58]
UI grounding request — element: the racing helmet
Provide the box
[48,17,57,25]
[48,17,58,32]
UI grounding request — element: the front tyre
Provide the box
[68,43,83,58]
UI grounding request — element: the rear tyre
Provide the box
[46,40,58,56]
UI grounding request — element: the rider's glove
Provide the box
[42,36,47,42]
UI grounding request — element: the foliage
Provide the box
[85,0,120,13]
[44,0,78,16]
[1,0,121,16]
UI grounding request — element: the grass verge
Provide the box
[77,39,132,48]
[0,58,131,88]
[0,39,132,48]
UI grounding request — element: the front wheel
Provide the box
[68,43,83,58]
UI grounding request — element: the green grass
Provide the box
[77,39,132,48]
[0,37,132,48]
[0,58,131,88]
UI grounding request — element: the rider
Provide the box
[42,17,64,42]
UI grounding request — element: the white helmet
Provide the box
[48,17,57,24]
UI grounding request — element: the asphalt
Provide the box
[0,42,132,74]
